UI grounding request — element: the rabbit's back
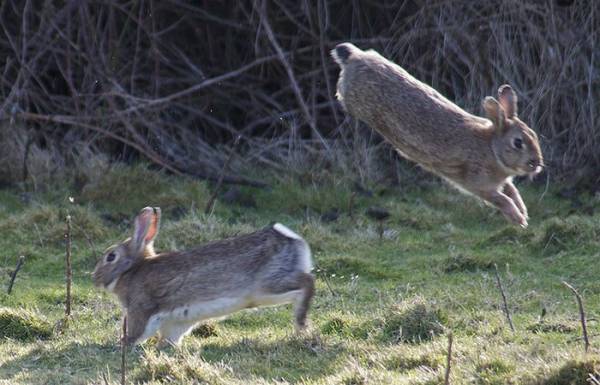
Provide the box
[337,48,490,168]
[129,224,310,310]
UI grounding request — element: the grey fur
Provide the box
[93,207,314,346]
[332,43,543,227]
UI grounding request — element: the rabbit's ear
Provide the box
[483,96,506,133]
[132,207,161,255]
[498,85,517,118]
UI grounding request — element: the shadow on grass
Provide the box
[2,334,343,384]
[198,334,344,382]
[0,341,135,385]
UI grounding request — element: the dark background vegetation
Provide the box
[0,0,597,190]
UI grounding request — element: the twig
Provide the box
[33,223,44,248]
[117,54,286,115]
[569,332,600,343]
[22,135,33,182]
[102,370,110,385]
[7,256,25,294]
[205,135,241,214]
[314,263,337,297]
[562,281,590,352]
[121,316,127,385]
[347,192,356,218]
[255,0,330,150]
[316,0,340,125]
[537,169,550,203]
[542,233,556,253]
[444,332,453,385]
[76,224,99,261]
[493,263,515,332]
[65,214,72,318]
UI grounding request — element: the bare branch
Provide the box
[205,135,242,214]
[255,0,329,150]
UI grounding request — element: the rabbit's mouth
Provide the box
[92,271,103,287]
[525,159,543,178]
[92,268,108,288]
[93,272,118,291]
[527,165,543,181]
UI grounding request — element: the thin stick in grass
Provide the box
[65,214,72,318]
[444,332,453,385]
[121,316,127,385]
[314,263,337,297]
[7,255,25,294]
[205,135,241,215]
[347,192,356,219]
[493,263,515,332]
[562,281,589,353]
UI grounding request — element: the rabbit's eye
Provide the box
[106,252,116,263]
[512,138,523,150]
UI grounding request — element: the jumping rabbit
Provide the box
[332,43,543,227]
[93,207,314,346]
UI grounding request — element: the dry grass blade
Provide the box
[494,263,515,332]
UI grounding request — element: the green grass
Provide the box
[1,164,600,384]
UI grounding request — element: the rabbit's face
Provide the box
[496,118,543,176]
[93,241,138,290]
[484,85,543,177]
[93,207,161,291]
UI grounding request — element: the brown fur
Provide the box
[332,43,543,227]
[93,207,314,346]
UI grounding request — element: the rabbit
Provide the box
[331,43,543,227]
[93,207,315,347]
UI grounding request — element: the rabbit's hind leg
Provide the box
[257,272,315,331]
[293,273,315,331]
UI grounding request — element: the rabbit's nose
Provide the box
[528,159,538,169]
[528,158,543,174]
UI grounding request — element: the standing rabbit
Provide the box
[93,207,314,346]
[332,43,543,227]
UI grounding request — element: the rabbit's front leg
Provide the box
[158,322,195,347]
[125,311,157,346]
[482,190,528,228]
[502,182,528,219]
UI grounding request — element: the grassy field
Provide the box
[0,164,599,384]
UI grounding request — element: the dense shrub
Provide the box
[0,1,597,186]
